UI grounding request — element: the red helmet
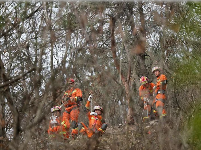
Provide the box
[67,78,75,84]
[51,106,61,113]
[140,76,148,85]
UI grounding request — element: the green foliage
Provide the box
[187,105,201,150]
[187,2,201,14]
[180,2,201,37]
[172,52,201,87]
[0,15,5,29]
[62,13,78,31]
[169,2,201,89]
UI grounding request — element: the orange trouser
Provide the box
[153,94,166,115]
[144,103,151,112]
[63,105,80,136]
[80,128,94,138]
[64,105,80,123]
[79,122,102,138]
[48,127,69,139]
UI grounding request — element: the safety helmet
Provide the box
[93,106,103,112]
[67,78,75,84]
[152,66,160,73]
[51,106,61,113]
[140,76,148,85]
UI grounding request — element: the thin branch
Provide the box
[0,68,36,88]
[0,5,42,38]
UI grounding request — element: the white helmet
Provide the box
[93,106,103,112]
[152,66,160,73]
[51,106,61,113]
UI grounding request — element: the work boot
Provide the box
[143,116,150,123]
[80,128,86,135]
[71,128,78,139]
[156,106,163,117]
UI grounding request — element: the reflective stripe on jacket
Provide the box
[63,88,82,106]
[155,74,167,95]
[139,82,155,100]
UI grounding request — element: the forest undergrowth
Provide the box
[43,116,186,150]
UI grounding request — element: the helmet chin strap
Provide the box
[156,72,160,77]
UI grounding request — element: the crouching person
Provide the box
[48,106,70,139]
[79,96,107,138]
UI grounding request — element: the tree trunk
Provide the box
[110,16,135,124]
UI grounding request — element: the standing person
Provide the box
[62,78,83,138]
[152,66,167,118]
[48,106,70,139]
[79,94,107,138]
[139,76,155,121]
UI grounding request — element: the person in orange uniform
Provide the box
[152,66,167,118]
[79,95,107,138]
[62,78,83,138]
[48,106,70,139]
[139,76,155,121]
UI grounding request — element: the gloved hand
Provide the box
[90,112,97,116]
[88,94,92,102]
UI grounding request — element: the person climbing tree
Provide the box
[139,76,155,121]
[48,106,70,139]
[62,78,83,138]
[79,94,107,138]
[152,66,167,119]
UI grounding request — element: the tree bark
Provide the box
[110,16,135,124]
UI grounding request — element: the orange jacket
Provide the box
[87,112,104,131]
[154,74,167,95]
[139,83,155,101]
[154,74,167,100]
[85,101,105,131]
[79,101,106,138]
[63,87,82,106]
[48,114,70,137]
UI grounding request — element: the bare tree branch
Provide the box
[0,68,36,88]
